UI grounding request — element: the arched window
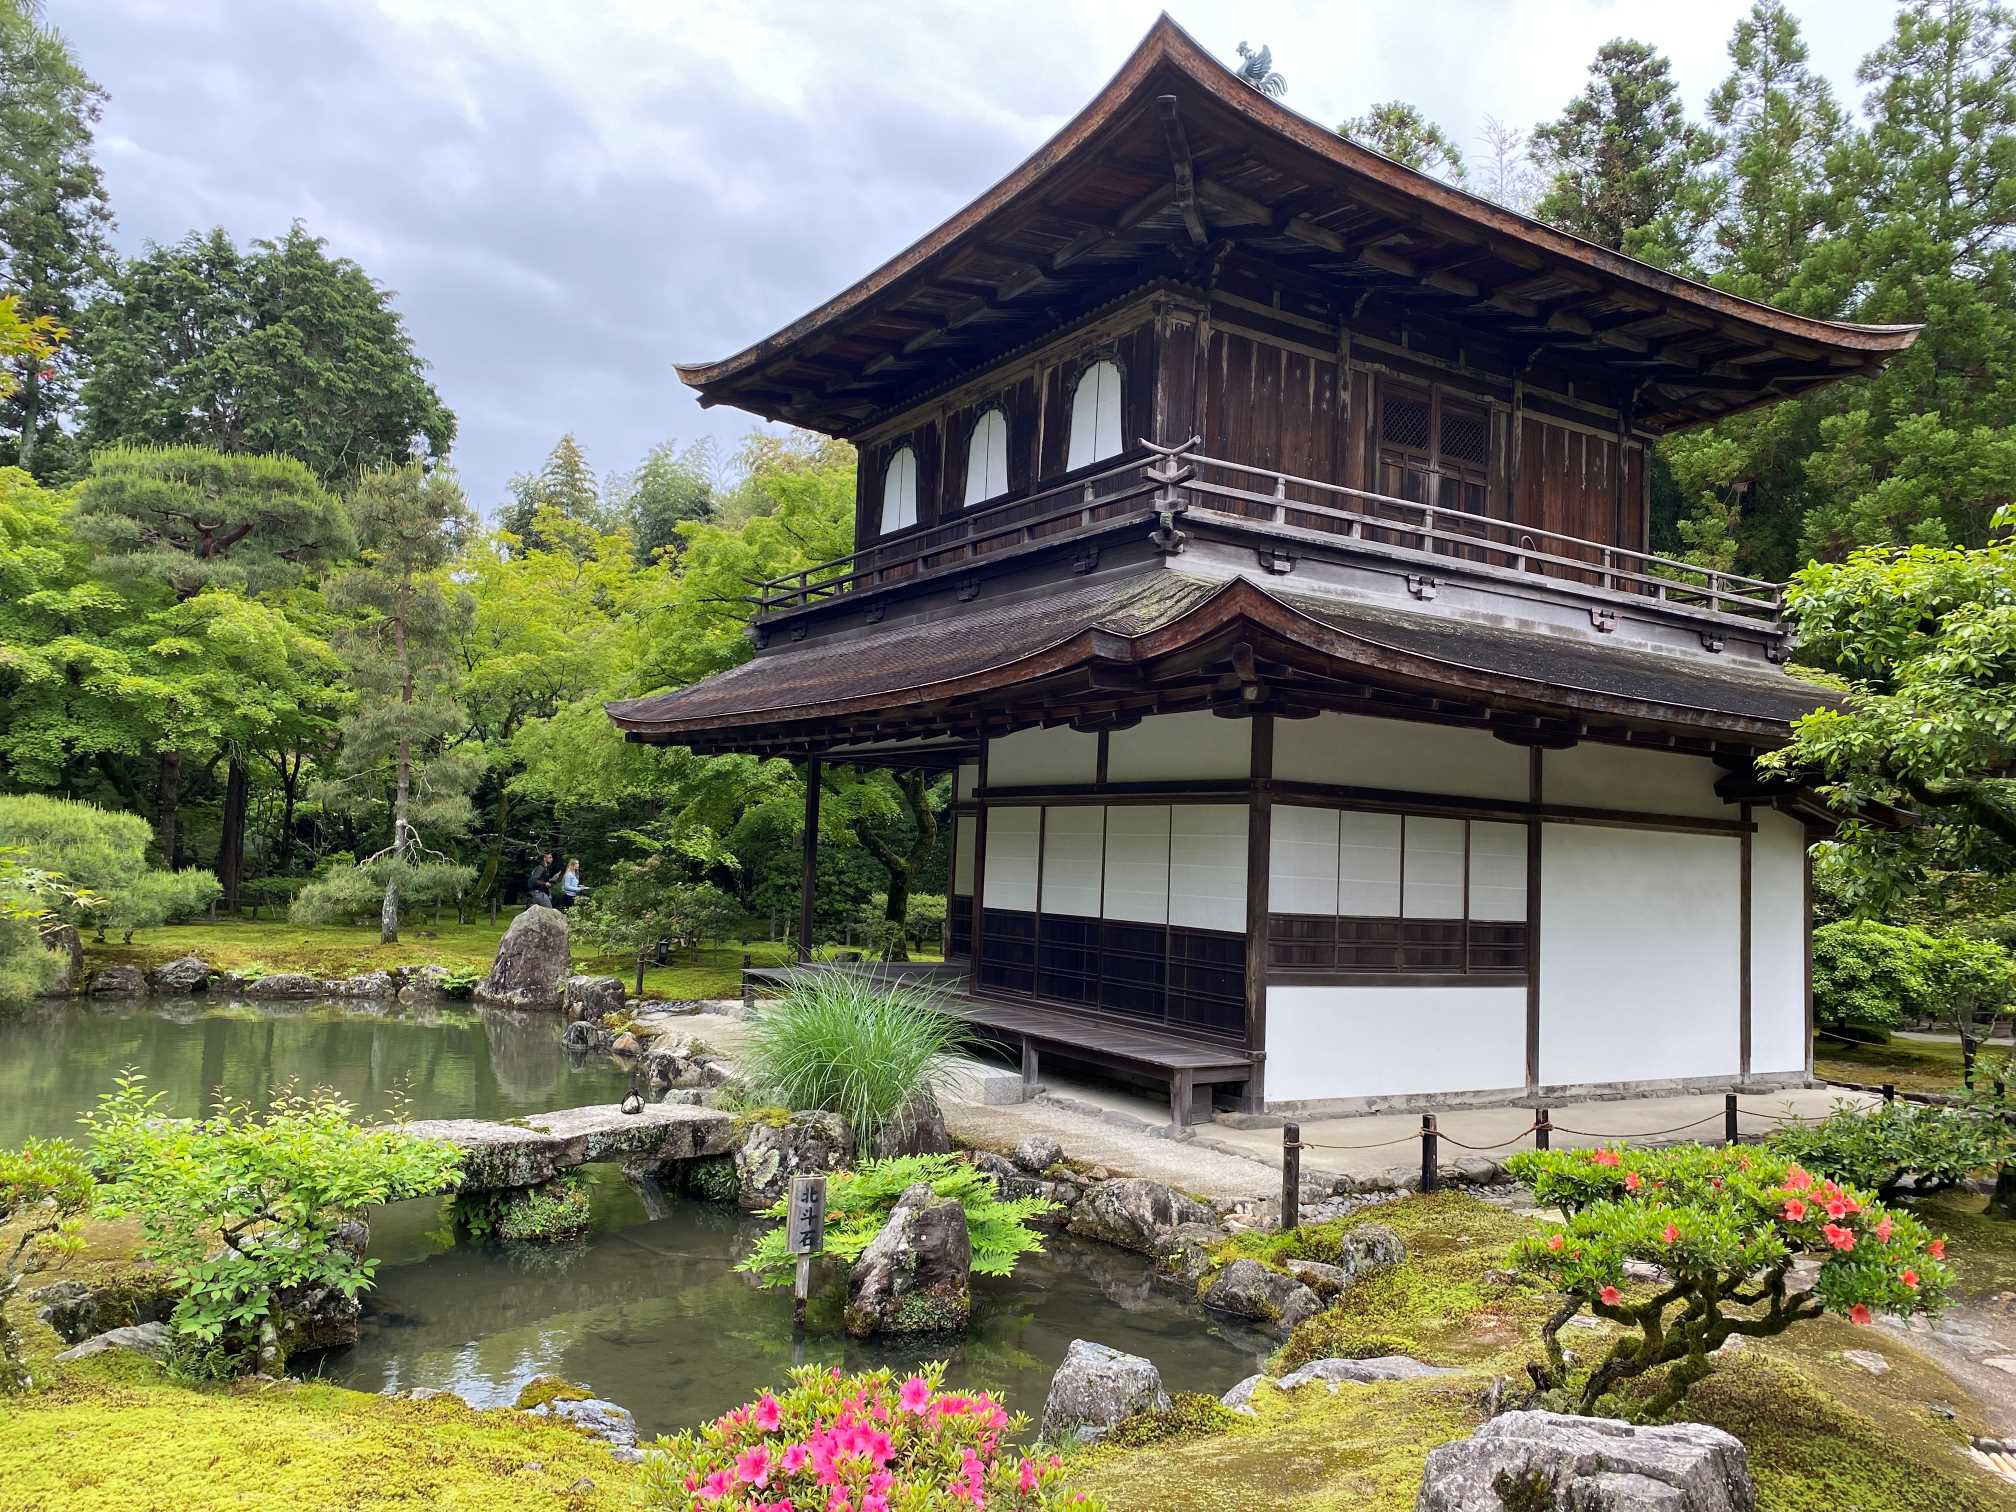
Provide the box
[1065,359,1123,471]
[878,445,918,535]
[963,407,1009,506]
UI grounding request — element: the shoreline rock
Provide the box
[1037,1340,1170,1444]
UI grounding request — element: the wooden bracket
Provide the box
[1406,574,1440,601]
[789,620,810,642]
[1698,630,1725,653]
[1765,639,1790,665]
[1588,607,1617,633]
[864,599,887,625]
[1072,548,1102,575]
[956,574,982,602]
[747,623,770,650]
[1256,547,1296,575]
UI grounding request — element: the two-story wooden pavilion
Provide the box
[608,18,1917,1124]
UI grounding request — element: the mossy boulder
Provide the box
[734,1109,853,1211]
[492,1177,593,1242]
[843,1183,971,1338]
[1067,1178,1218,1256]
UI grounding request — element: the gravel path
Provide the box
[943,1096,1282,1203]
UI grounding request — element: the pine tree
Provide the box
[1339,102,1467,181]
[0,1,113,479]
[1475,117,1544,214]
[319,465,481,943]
[1532,39,1720,268]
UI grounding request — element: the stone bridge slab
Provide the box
[400,1102,738,1190]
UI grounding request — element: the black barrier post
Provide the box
[1724,1092,1739,1145]
[1421,1115,1439,1192]
[1535,1108,1550,1151]
[1882,1082,1896,1105]
[1281,1122,1301,1232]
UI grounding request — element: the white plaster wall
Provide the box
[1751,810,1810,1075]
[1106,710,1251,783]
[1544,744,1727,819]
[987,725,1097,787]
[1539,824,1741,1086]
[953,816,977,895]
[1267,985,1527,1102]
[956,764,979,801]
[1275,711,1527,800]
[1042,806,1106,918]
[1169,804,1247,929]
[982,806,1040,912]
[1102,805,1170,923]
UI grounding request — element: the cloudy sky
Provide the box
[60,0,1903,515]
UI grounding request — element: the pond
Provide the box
[4,996,1272,1435]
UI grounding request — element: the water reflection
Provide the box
[334,1167,1273,1437]
[0,996,633,1148]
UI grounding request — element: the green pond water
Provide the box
[5,997,1271,1436]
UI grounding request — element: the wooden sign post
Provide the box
[787,1173,828,1329]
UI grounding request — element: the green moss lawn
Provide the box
[1072,1192,2015,1512]
[86,914,800,1001]
[1812,1033,1975,1094]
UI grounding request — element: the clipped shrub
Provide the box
[740,973,975,1149]
[290,857,474,925]
[1770,1098,2011,1200]
[1812,919,2016,1042]
[82,1072,463,1372]
[739,1155,1055,1288]
[1506,1141,1949,1417]
[0,795,220,943]
[638,1363,1100,1511]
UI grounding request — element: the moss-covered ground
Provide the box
[1072,1191,2016,1512]
[0,1217,642,1511]
[1812,1032,1973,1094]
[85,916,803,1001]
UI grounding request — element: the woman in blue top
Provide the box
[559,858,585,910]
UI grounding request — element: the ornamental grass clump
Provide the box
[739,1154,1056,1287]
[741,974,975,1149]
[638,1362,1102,1511]
[1505,1141,1950,1418]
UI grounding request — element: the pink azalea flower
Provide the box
[1661,1224,1679,1245]
[1875,1215,1893,1244]
[1823,1223,1856,1252]
[1901,1268,1920,1289]
[738,1447,771,1487]
[1624,1172,1641,1192]
[1930,1239,1946,1259]
[1785,1164,1813,1192]
[783,1444,810,1475]
[862,1496,889,1512]
[1546,1234,1564,1252]
[898,1375,932,1414]
[1599,1285,1621,1306]
[1019,1459,1040,1494]
[1780,1198,1808,1222]
[755,1394,783,1432]
[1849,1303,1873,1325]
[1591,1149,1620,1167]
[702,1469,736,1502]
[824,1490,851,1512]
[1826,1197,1851,1220]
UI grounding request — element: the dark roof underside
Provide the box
[605,572,1837,748]
[677,16,1917,437]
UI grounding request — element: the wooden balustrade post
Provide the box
[1534,1108,1550,1151]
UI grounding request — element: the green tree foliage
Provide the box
[605,437,716,563]
[738,1154,1054,1287]
[1532,39,1720,267]
[82,1072,462,1374]
[0,793,217,941]
[497,432,609,551]
[1772,1098,2011,1200]
[1508,1142,1948,1415]
[303,466,479,942]
[1339,101,1466,180]
[79,225,455,484]
[0,1135,92,1391]
[0,845,79,999]
[1765,525,2016,913]
[0,1,112,480]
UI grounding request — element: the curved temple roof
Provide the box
[679,15,1917,437]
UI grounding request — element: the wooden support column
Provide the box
[970,742,990,984]
[1525,747,1544,1094]
[1739,802,1753,1079]
[1243,714,1274,1113]
[1802,827,1818,1077]
[798,758,821,962]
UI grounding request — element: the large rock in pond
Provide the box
[87,962,148,996]
[564,974,626,1022]
[1201,1258,1323,1335]
[272,1220,372,1356]
[38,924,83,996]
[476,906,571,1010]
[1037,1339,1171,1445]
[735,1110,854,1210]
[1067,1177,1218,1255]
[148,954,215,994]
[1416,1411,1756,1512]
[243,972,333,1000]
[845,1183,972,1338]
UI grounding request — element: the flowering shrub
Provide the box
[1769,1098,2009,1200]
[1505,1142,1950,1416]
[639,1363,1103,1511]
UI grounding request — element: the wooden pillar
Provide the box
[1243,714,1274,1113]
[970,742,990,985]
[1524,747,1544,1094]
[1802,827,1818,1077]
[798,758,821,963]
[1739,803,1753,1079]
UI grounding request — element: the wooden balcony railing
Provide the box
[747,446,1786,626]
[1178,450,1784,623]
